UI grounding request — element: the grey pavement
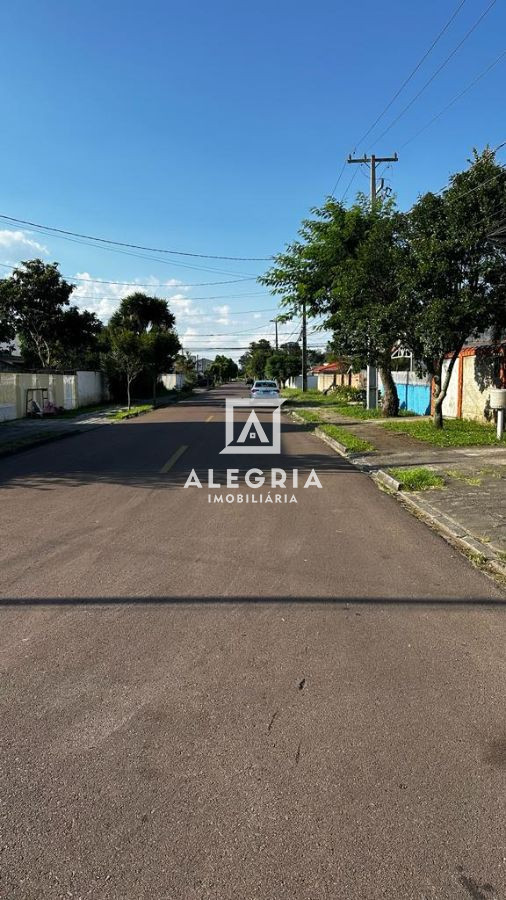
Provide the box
[0,405,120,446]
[0,384,505,900]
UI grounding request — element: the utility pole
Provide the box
[347,151,398,408]
[301,299,307,392]
[271,317,279,350]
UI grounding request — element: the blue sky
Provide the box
[0,0,504,358]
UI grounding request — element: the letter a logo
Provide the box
[236,410,270,444]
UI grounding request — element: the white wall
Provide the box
[161,373,185,390]
[286,375,318,389]
[76,371,106,407]
[442,359,459,418]
[0,370,107,418]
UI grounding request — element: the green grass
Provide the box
[294,408,322,424]
[292,408,374,451]
[107,404,153,421]
[388,466,445,491]
[282,389,416,418]
[282,388,349,406]
[318,423,374,453]
[383,417,506,447]
[324,404,415,420]
[445,469,483,486]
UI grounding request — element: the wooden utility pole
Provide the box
[271,317,279,350]
[347,152,398,408]
[347,152,398,202]
[301,299,307,392]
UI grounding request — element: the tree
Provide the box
[109,292,175,334]
[239,340,273,380]
[0,259,76,367]
[266,347,301,386]
[104,329,144,410]
[261,198,411,415]
[174,351,197,386]
[208,355,238,384]
[141,330,181,405]
[48,307,102,369]
[107,293,180,404]
[405,149,506,427]
[0,302,15,349]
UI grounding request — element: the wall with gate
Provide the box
[391,372,431,415]
[0,370,108,419]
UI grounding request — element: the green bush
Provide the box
[324,385,365,403]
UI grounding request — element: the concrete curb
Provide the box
[372,469,402,492]
[314,427,349,457]
[287,411,353,457]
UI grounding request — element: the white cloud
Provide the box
[70,273,200,325]
[0,229,48,254]
[213,304,230,326]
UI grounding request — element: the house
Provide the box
[312,361,365,393]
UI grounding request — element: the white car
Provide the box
[250,379,280,399]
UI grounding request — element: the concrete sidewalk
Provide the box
[317,408,506,560]
[0,406,120,452]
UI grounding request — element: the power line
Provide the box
[341,166,360,203]
[371,0,498,146]
[0,260,256,288]
[0,225,258,278]
[69,291,269,302]
[0,213,271,262]
[329,0,467,196]
[355,0,468,150]
[400,48,506,150]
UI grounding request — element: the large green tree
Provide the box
[0,259,101,368]
[109,292,176,333]
[208,355,238,384]
[105,293,180,405]
[266,346,301,386]
[261,198,412,415]
[404,148,506,427]
[239,339,273,380]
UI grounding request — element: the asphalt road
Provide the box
[0,384,505,900]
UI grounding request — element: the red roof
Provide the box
[311,361,351,375]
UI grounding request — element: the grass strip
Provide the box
[319,423,374,453]
[388,466,445,491]
[382,417,505,447]
[107,404,154,421]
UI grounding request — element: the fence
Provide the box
[0,370,109,421]
[160,373,185,391]
[286,375,318,390]
[390,371,431,416]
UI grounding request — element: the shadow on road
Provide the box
[0,594,504,606]
[0,419,356,490]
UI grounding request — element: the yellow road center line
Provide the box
[206,415,214,422]
[160,444,188,473]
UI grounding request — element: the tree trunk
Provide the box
[153,376,157,408]
[127,376,131,410]
[378,364,399,417]
[432,348,461,429]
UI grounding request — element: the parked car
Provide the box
[250,379,280,399]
